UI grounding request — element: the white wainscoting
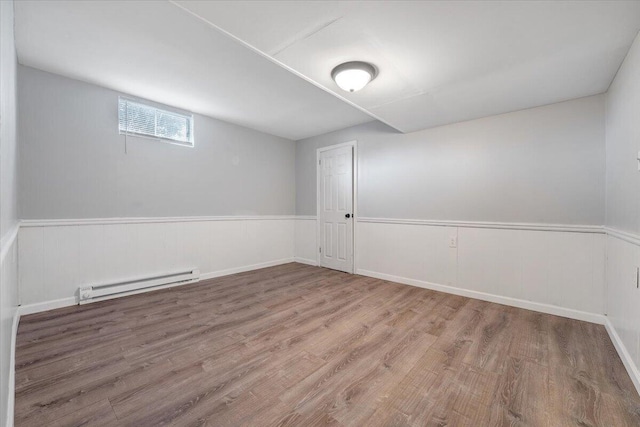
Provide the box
[605,230,640,394]
[18,216,296,306]
[457,227,605,315]
[294,216,318,265]
[355,218,605,320]
[357,220,458,288]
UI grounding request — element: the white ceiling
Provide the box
[176,0,640,133]
[14,1,640,139]
[14,1,374,141]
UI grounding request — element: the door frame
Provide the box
[316,140,358,273]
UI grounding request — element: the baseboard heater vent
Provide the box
[78,268,200,304]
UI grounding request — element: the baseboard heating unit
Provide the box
[78,268,200,304]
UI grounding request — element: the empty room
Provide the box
[2,0,640,426]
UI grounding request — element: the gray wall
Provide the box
[1,1,19,424]
[606,31,640,233]
[1,4,18,235]
[18,66,296,219]
[296,95,605,225]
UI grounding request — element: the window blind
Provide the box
[118,98,194,146]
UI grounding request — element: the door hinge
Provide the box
[319,247,322,253]
[319,159,321,165]
[636,267,639,289]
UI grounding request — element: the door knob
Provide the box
[345,213,351,218]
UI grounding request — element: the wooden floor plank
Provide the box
[14,263,640,426]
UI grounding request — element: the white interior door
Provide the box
[318,145,353,273]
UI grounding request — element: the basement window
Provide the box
[118,97,194,147]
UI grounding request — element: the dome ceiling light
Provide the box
[331,61,378,93]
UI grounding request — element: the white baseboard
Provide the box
[18,297,77,316]
[6,308,19,427]
[200,258,296,281]
[357,269,606,325]
[293,257,318,266]
[604,318,640,396]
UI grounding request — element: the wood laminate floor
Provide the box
[14,263,640,426]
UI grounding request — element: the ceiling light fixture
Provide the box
[331,61,378,93]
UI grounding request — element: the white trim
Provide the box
[605,226,640,246]
[6,308,19,427]
[0,222,20,263]
[316,140,358,273]
[20,215,301,227]
[18,297,77,316]
[604,318,640,396]
[18,216,615,235]
[294,257,318,266]
[200,258,296,280]
[357,269,607,325]
[358,217,604,234]
[316,141,358,153]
